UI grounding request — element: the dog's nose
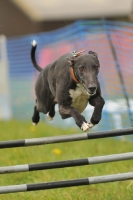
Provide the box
[89,86,96,93]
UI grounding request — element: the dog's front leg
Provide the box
[59,105,89,131]
[89,96,105,128]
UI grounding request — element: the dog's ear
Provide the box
[67,57,75,66]
[88,51,98,58]
[88,51,100,67]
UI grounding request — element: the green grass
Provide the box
[0,120,133,200]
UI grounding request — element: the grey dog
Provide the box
[31,40,105,132]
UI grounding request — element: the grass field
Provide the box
[0,120,133,200]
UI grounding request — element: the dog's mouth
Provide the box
[87,90,96,96]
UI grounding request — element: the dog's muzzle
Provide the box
[88,86,97,95]
[83,84,97,96]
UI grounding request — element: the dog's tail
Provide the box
[31,40,43,72]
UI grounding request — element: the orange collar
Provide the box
[70,67,79,84]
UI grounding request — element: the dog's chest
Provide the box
[69,84,90,113]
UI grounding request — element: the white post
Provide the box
[0,35,12,120]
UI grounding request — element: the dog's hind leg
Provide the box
[32,105,40,125]
[47,103,56,121]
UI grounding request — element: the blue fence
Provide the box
[6,20,133,132]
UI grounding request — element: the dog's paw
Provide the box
[81,122,89,132]
[31,40,37,47]
[88,121,95,129]
[47,112,53,121]
[32,122,37,126]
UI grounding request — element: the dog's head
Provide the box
[68,51,100,96]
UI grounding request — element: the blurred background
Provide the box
[1,0,133,132]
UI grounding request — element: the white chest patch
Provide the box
[69,84,90,113]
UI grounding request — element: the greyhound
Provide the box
[31,40,105,132]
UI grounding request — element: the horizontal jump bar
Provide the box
[0,152,133,174]
[0,172,133,194]
[0,127,133,149]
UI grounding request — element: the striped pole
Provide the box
[0,172,133,194]
[0,152,133,174]
[0,127,133,149]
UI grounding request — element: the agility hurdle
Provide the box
[0,152,133,174]
[0,172,133,194]
[0,127,133,149]
[0,127,133,194]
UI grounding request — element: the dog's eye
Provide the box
[79,66,85,72]
[94,65,98,70]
